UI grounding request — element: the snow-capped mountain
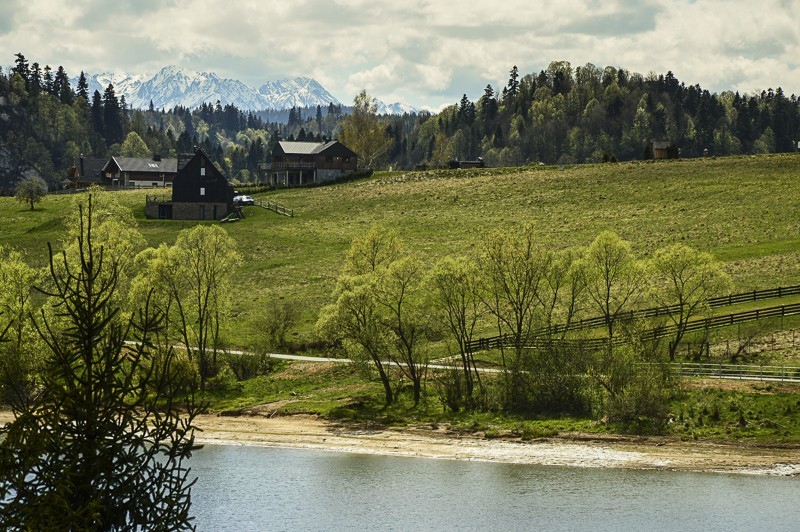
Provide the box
[75,66,342,111]
[257,77,340,110]
[73,65,421,115]
[375,101,422,115]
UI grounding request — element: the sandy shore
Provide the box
[191,413,800,476]
[2,410,797,476]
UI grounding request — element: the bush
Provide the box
[223,346,283,381]
[262,299,300,350]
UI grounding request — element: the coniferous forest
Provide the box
[1,53,799,189]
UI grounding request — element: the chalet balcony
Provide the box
[267,161,316,170]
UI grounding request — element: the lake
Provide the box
[189,444,799,531]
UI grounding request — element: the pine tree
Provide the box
[76,71,89,101]
[0,198,200,529]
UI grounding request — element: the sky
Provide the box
[2,0,800,111]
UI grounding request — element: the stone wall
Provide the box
[145,201,230,220]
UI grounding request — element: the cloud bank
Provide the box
[2,0,799,110]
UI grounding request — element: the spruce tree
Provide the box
[0,198,201,530]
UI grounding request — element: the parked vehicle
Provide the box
[233,195,255,206]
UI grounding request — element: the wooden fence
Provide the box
[674,362,800,382]
[466,301,800,353]
[256,199,293,217]
[546,284,800,336]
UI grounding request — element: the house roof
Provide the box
[105,156,178,174]
[277,140,357,158]
[77,158,108,181]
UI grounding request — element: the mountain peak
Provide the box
[72,67,420,114]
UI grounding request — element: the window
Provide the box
[200,187,205,196]
[200,168,206,176]
[199,205,205,219]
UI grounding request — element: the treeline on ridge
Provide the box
[1,54,799,188]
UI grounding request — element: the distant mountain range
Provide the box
[73,66,420,115]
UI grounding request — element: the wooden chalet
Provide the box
[145,148,234,220]
[269,140,357,186]
[102,155,178,188]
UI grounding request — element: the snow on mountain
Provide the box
[75,66,342,112]
[73,66,422,115]
[374,100,422,115]
[258,77,340,110]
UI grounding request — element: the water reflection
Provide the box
[189,445,799,531]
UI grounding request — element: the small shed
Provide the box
[649,141,679,160]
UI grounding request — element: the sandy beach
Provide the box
[191,413,800,476]
[2,409,797,476]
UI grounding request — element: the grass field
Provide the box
[3,153,800,348]
[4,153,800,438]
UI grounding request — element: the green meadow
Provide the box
[4,153,800,347]
[4,153,800,438]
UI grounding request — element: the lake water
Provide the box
[189,445,799,531]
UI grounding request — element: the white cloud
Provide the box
[1,0,799,108]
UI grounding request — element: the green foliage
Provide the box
[0,199,199,529]
[340,90,393,169]
[0,245,42,409]
[131,224,242,391]
[120,130,151,157]
[13,175,47,210]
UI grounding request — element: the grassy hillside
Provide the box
[3,153,800,348]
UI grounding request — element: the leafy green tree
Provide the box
[121,130,151,157]
[340,89,392,169]
[317,274,395,405]
[651,243,733,360]
[374,255,430,404]
[479,224,551,408]
[0,246,42,409]
[579,231,646,344]
[317,226,408,406]
[0,199,200,529]
[426,256,485,408]
[131,225,241,391]
[14,174,48,210]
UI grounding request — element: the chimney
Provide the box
[153,153,161,162]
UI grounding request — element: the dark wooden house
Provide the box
[65,155,108,188]
[145,149,234,220]
[269,140,357,186]
[102,155,178,187]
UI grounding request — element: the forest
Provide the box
[1,53,799,188]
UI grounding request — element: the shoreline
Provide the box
[191,413,800,477]
[2,410,798,476]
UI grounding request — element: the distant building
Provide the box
[65,155,108,188]
[447,158,485,169]
[145,148,234,220]
[268,140,357,186]
[102,155,178,187]
[647,141,680,160]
